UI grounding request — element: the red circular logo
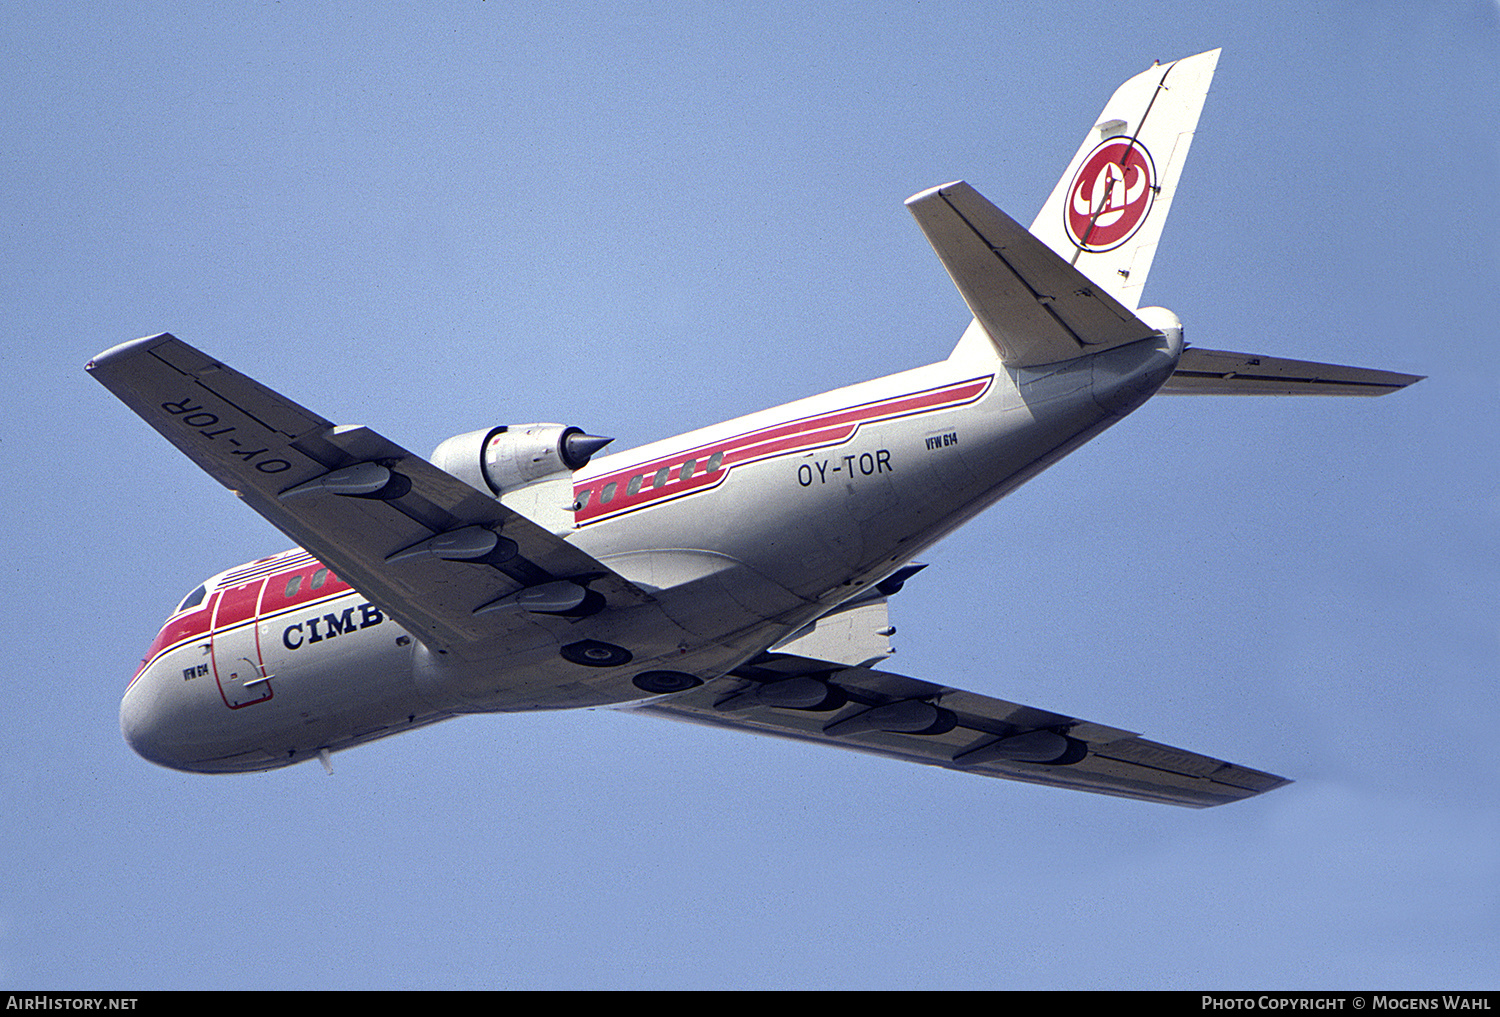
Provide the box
[1065,139,1156,252]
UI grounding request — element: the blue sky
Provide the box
[2,1,1496,989]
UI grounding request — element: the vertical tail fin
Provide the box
[1029,48,1220,311]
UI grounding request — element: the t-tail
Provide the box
[905,49,1422,396]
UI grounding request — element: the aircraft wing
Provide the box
[1160,347,1424,395]
[87,333,650,650]
[632,652,1289,808]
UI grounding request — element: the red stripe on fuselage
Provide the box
[129,561,353,689]
[572,375,992,525]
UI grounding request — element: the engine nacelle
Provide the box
[431,424,610,495]
[430,424,612,532]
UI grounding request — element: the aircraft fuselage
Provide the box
[120,327,1181,773]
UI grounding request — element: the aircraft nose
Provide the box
[120,670,193,771]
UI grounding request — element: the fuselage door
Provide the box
[209,577,273,708]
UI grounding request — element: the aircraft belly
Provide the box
[411,597,736,712]
[598,550,810,640]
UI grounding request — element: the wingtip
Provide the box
[904,181,965,207]
[1372,372,1426,394]
[86,333,176,374]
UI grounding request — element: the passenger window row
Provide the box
[284,567,330,599]
[576,451,724,510]
[174,565,334,617]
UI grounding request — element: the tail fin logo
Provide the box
[1065,139,1156,252]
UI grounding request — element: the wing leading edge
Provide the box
[87,333,650,651]
[632,652,1289,808]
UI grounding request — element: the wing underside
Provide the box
[632,652,1289,808]
[87,333,650,651]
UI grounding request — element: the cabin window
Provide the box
[311,568,329,590]
[706,451,724,472]
[284,575,302,598]
[626,475,643,496]
[575,488,592,510]
[652,466,670,489]
[681,459,697,481]
[601,481,617,505]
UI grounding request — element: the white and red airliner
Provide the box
[90,50,1420,807]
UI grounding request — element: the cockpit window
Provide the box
[177,585,207,614]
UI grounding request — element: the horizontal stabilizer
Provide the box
[1161,348,1424,396]
[906,181,1157,367]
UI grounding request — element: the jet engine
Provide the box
[430,424,612,531]
[431,424,612,495]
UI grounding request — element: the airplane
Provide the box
[89,49,1421,807]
